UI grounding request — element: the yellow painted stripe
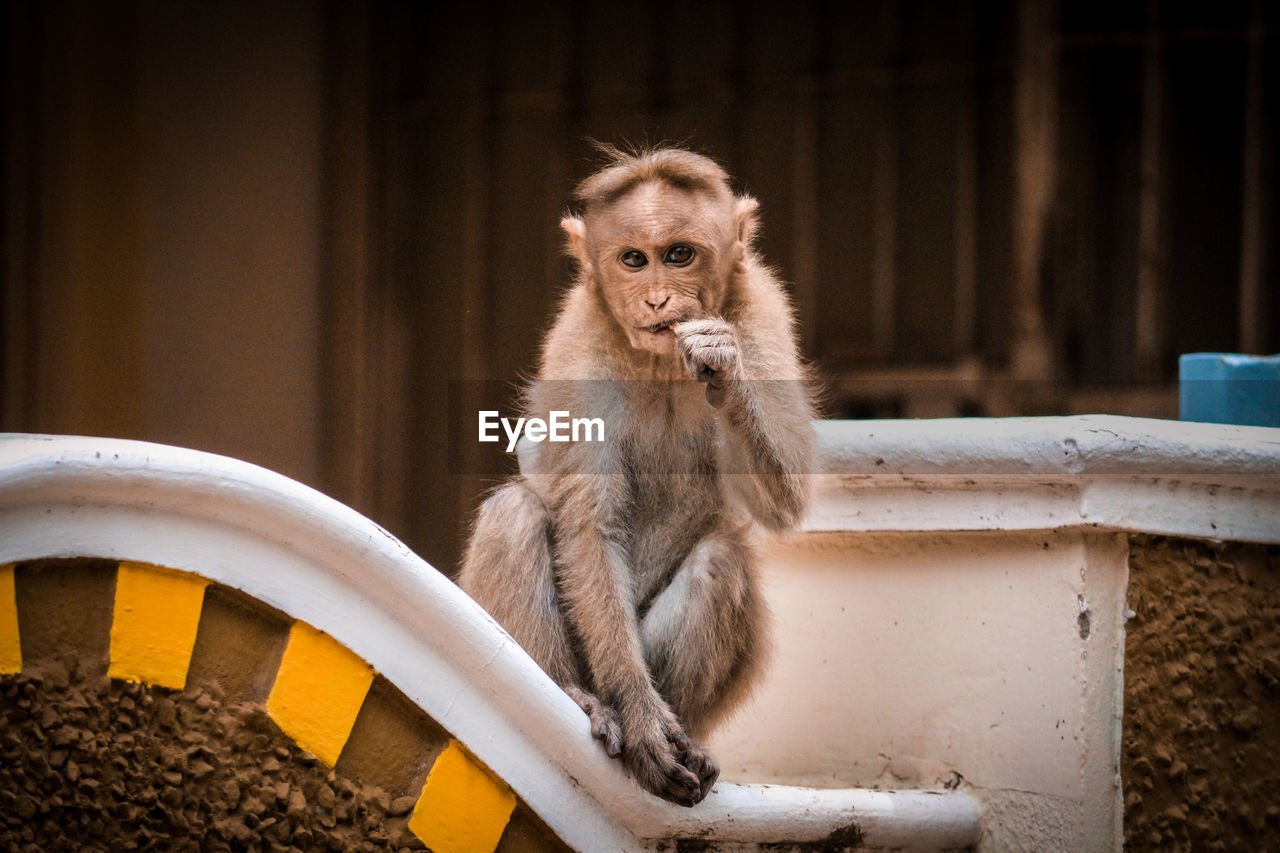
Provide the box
[0,564,20,674]
[409,740,517,853]
[266,621,374,766]
[108,561,208,689]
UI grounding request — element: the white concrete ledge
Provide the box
[810,415,1280,543]
[0,434,980,852]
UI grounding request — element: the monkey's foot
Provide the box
[624,723,718,807]
[564,686,623,758]
[680,740,720,804]
[563,688,718,806]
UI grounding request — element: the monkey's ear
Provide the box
[561,216,592,271]
[733,196,760,246]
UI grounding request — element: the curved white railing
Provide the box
[0,433,982,852]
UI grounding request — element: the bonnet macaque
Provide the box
[458,146,815,806]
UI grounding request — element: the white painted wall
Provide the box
[709,416,1280,852]
[710,530,1127,851]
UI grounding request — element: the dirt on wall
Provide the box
[1123,534,1280,850]
[1,557,572,853]
[0,657,426,852]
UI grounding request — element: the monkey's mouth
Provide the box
[645,320,678,334]
[633,317,690,353]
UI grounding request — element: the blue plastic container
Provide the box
[1179,353,1280,427]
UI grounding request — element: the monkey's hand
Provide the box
[675,319,742,408]
[565,686,624,758]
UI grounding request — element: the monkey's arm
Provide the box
[676,319,815,531]
[720,380,814,529]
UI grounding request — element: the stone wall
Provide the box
[1123,535,1280,849]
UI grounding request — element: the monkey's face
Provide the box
[583,184,738,355]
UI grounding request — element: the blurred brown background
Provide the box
[3,0,1277,573]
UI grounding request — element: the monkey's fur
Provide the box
[458,146,815,807]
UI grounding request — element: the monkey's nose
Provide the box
[645,294,671,311]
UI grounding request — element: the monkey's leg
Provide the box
[458,481,625,755]
[641,531,766,732]
[639,531,766,801]
[457,480,581,686]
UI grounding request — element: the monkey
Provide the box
[457,146,815,807]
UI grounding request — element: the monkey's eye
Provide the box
[663,244,695,266]
[620,250,648,268]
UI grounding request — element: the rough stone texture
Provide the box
[1123,535,1280,850]
[335,675,448,801]
[494,803,577,853]
[13,559,117,680]
[0,659,425,852]
[186,584,292,704]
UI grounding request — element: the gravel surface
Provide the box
[0,658,424,852]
